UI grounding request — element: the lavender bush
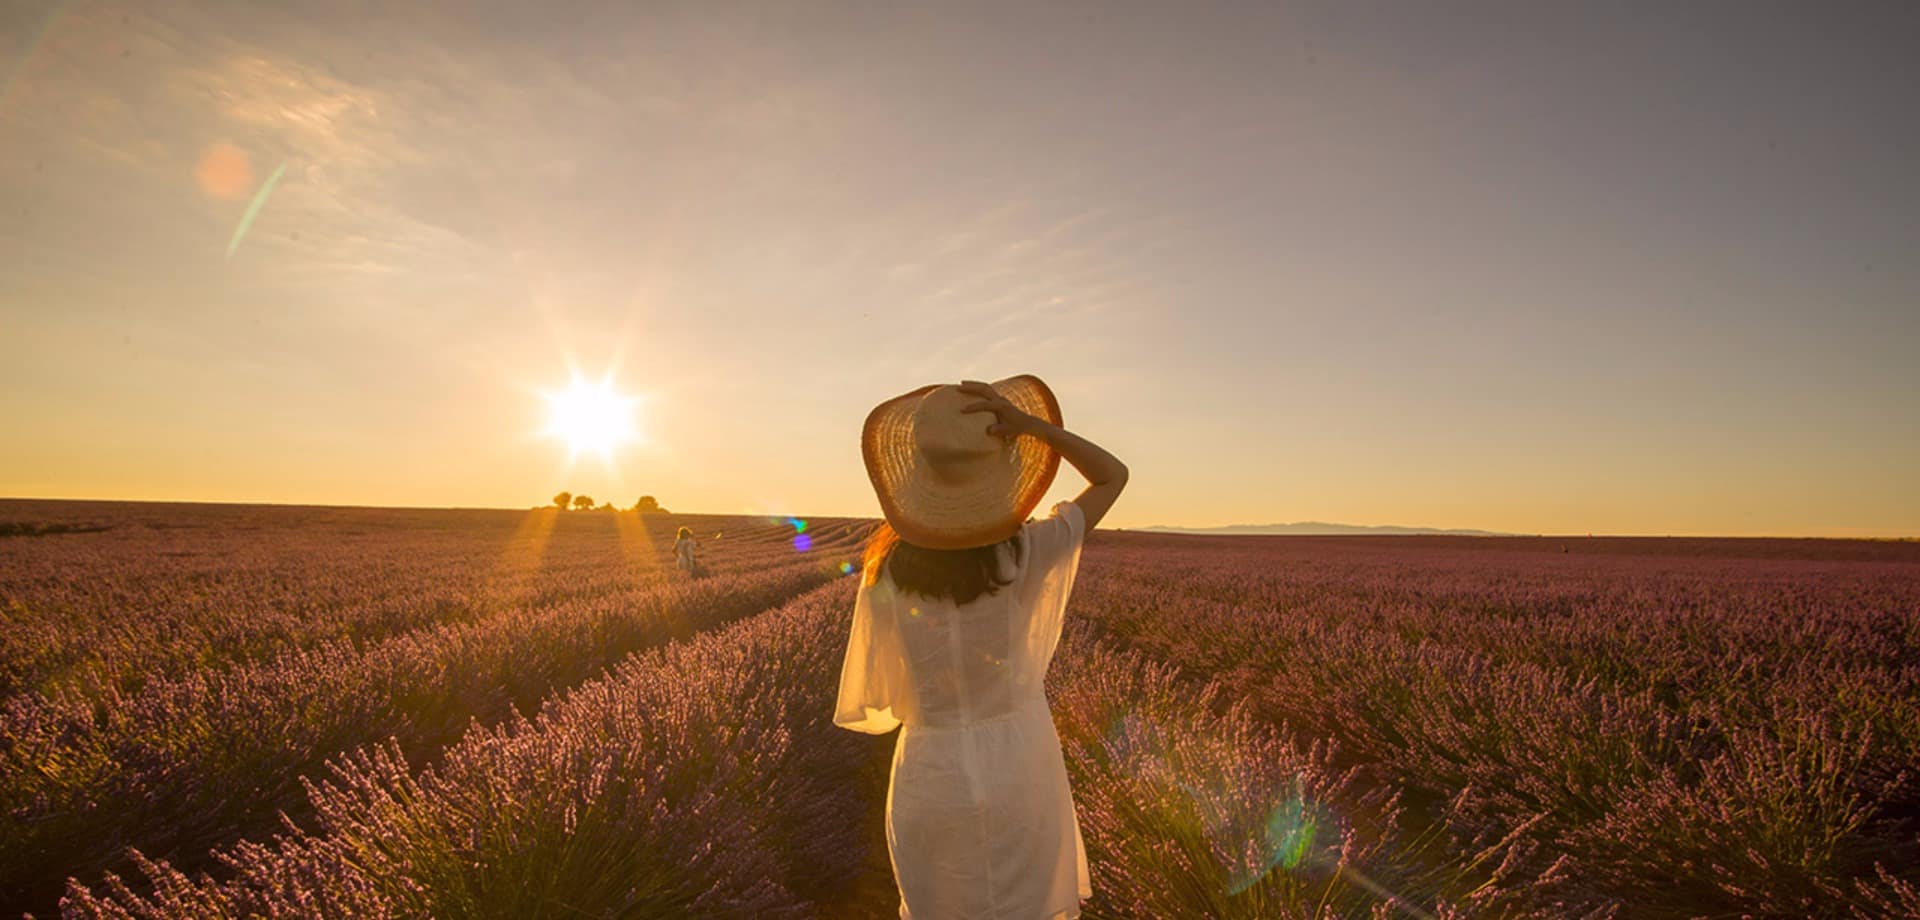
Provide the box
[2,504,865,915]
[63,580,878,918]
[16,504,1917,918]
[65,535,1604,919]
[1069,534,1920,916]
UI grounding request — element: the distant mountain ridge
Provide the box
[1138,521,1511,536]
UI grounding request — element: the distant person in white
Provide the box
[838,376,1128,920]
[673,526,699,576]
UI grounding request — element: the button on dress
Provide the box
[836,501,1092,920]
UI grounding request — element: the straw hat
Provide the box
[862,375,1063,550]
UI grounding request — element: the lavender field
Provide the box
[4,501,1918,918]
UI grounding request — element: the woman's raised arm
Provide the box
[958,381,1129,531]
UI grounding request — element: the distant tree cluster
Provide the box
[547,491,670,513]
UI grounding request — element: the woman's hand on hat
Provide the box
[958,380,1042,439]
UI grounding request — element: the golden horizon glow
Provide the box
[540,376,643,462]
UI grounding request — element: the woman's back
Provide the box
[886,569,1030,729]
[838,501,1084,733]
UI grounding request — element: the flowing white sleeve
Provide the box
[834,578,905,734]
[1021,501,1087,664]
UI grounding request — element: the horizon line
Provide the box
[2,495,1913,542]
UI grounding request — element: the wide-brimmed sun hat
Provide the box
[862,375,1063,550]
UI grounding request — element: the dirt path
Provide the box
[809,733,902,918]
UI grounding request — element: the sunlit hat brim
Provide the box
[862,375,1063,550]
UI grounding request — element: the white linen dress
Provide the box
[836,501,1092,920]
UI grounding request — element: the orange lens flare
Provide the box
[195,143,252,200]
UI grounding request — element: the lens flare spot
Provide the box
[788,517,808,533]
[225,161,287,259]
[1104,711,1335,897]
[839,561,855,575]
[1225,786,1327,895]
[196,143,252,200]
[792,533,812,553]
[1265,796,1318,871]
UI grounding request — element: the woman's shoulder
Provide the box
[1020,499,1079,527]
[1019,500,1084,571]
[1023,500,1084,540]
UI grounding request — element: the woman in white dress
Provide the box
[673,526,699,576]
[837,376,1129,919]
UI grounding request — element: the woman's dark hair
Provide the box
[862,522,1021,605]
[676,526,692,540]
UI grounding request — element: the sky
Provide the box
[1,0,1916,537]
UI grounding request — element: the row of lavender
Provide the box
[1069,535,1920,917]
[2,506,866,915]
[63,580,883,918]
[28,521,1920,917]
[1,505,860,699]
[65,576,1592,919]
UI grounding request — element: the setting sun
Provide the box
[541,377,642,458]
